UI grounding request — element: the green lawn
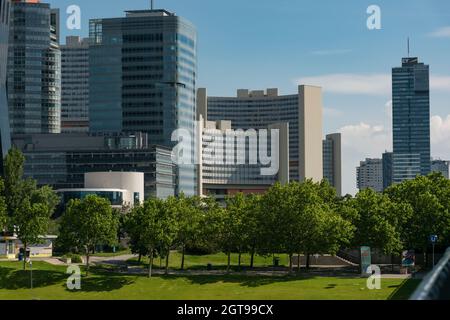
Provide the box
[127,252,291,270]
[0,261,419,300]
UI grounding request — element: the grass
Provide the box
[127,252,291,270]
[0,261,420,300]
[90,249,132,258]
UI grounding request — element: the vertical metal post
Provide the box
[432,243,435,268]
[30,261,33,290]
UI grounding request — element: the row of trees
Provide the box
[2,147,450,275]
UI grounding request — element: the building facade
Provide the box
[382,151,393,190]
[61,36,89,132]
[7,0,61,134]
[0,0,11,175]
[12,132,175,199]
[88,9,197,196]
[323,133,342,196]
[431,159,449,179]
[198,117,290,200]
[392,57,431,184]
[356,158,383,193]
[199,86,323,184]
[57,172,145,216]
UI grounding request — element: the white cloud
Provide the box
[431,115,450,159]
[428,26,450,38]
[339,122,391,195]
[340,115,450,195]
[294,74,450,96]
[295,74,391,96]
[431,76,450,92]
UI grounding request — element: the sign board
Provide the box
[360,246,371,274]
[430,235,438,244]
[402,250,415,267]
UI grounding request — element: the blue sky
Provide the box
[48,0,450,194]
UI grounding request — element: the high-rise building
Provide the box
[356,158,383,193]
[7,0,61,134]
[323,133,342,196]
[61,36,89,132]
[392,57,431,184]
[382,151,393,190]
[198,117,290,200]
[89,8,197,195]
[0,0,11,175]
[431,159,449,179]
[199,86,323,183]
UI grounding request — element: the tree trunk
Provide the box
[148,249,154,278]
[86,249,90,276]
[297,254,301,273]
[165,249,170,275]
[138,252,142,263]
[288,253,293,273]
[238,250,242,271]
[227,252,231,274]
[250,245,255,269]
[181,245,185,270]
[22,243,27,270]
[306,252,311,270]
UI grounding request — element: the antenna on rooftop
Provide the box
[407,37,410,57]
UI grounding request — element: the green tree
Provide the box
[13,186,59,270]
[0,179,7,230]
[126,198,165,277]
[386,173,450,266]
[223,193,249,271]
[245,194,264,269]
[159,196,179,275]
[59,195,119,275]
[349,188,405,271]
[175,194,202,270]
[3,149,59,269]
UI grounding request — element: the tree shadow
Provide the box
[70,274,135,293]
[132,273,317,288]
[0,266,66,290]
[387,279,421,300]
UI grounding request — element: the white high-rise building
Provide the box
[357,158,383,193]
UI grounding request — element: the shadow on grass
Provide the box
[126,272,318,288]
[387,279,422,300]
[0,266,66,290]
[68,275,135,293]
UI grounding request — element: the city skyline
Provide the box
[42,0,450,194]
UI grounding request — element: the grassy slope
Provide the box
[0,261,419,300]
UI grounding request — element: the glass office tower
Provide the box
[0,0,11,175]
[7,0,61,134]
[392,57,431,183]
[89,9,197,195]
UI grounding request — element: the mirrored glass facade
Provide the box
[7,1,61,134]
[392,57,431,183]
[0,0,11,175]
[89,9,197,196]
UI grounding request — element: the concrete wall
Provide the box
[85,172,145,205]
[299,85,323,182]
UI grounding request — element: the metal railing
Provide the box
[410,247,450,300]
